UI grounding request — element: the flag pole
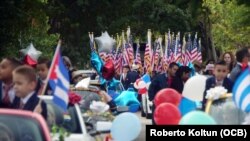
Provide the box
[38,40,62,102]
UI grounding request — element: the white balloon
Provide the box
[95,31,116,53]
[20,43,42,61]
[182,75,207,101]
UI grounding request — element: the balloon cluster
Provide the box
[153,88,216,125]
[153,88,182,125]
[90,31,117,85]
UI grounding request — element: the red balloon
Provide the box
[154,103,181,125]
[102,59,115,80]
[154,88,181,107]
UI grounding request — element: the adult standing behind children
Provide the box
[148,62,179,124]
[11,65,47,119]
[0,57,22,108]
[220,52,236,73]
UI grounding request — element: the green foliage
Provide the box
[203,0,250,52]
[1,0,250,66]
[51,125,70,141]
[46,0,195,67]
[0,0,59,59]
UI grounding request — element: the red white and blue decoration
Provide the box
[20,43,42,67]
[49,41,70,112]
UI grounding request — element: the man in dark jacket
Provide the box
[230,47,250,83]
[126,64,140,89]
[148,62,179,124]
[120,65,130,90]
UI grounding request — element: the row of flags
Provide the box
[38,28,204,112]
[96,28,202,75]
[28,29,248,115]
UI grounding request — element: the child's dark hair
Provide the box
[236,47,250,62]
[5,57,22,68]
[37,57,51,68]
[215,60,227,66]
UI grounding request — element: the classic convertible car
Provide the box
[0,109,51,141]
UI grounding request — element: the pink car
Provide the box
[0,109,51,141]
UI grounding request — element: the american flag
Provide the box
[126,27,134,67]
[109,47,116,62]
[144,43,152,73]
[153,42,160,70]
[163,31,171,71]
[144,30,152,73]
[122,43,131,67]
[186,33,193,63]
[114,46,123,75]
[135,42,142,73]
[182,36,188,66]
[190,33,198,62]
[197,38,202,63]
[174,33,182,63]
[99,51,109,63]
[168,33,175,64]
[127,43,135,66]
[154,38,163,72]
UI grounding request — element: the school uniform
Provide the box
[202,76,234,110]
[0,81,15,108]
[12,91,47,119]
[120,73,130,90]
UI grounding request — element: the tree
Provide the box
[0,0,59,59]
[47,0,194,68]
[203,0,250,53]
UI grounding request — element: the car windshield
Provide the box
[0,115,45,141]
[44,99,82,134]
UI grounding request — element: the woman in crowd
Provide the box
[220,52,236,73]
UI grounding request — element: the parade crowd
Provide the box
[0,46,250,125]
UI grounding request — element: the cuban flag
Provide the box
[49,43,70,112]
[232,67,250,112]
